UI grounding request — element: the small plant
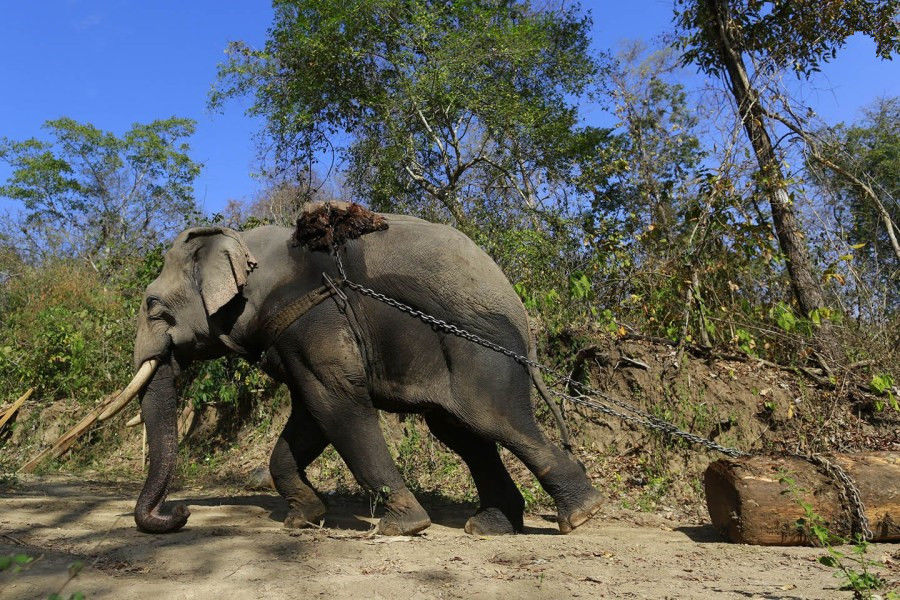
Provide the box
[870,373,898,412]
[516,479,552,512]
[636,475,670,512]
[0,554,86,599]
[779,472,887,599]
[47,559,87,600]
[0,553,35,573]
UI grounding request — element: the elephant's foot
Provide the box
[376,489,431,536]
[464,507,521,536]
[556,487,604,534]
[283,499,327,529]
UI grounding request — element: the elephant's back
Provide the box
[352,215,531,350]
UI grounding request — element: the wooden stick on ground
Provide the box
[19,360,160,473]
[127,404,195,439]
[0,388,33,433]
[19,390,120,473]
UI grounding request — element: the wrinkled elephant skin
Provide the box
[129,213,603,536]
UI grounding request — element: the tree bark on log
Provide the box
[705,452,899,545]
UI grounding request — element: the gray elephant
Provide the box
[120,205,603,536]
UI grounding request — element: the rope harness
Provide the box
[259,283,340,343]
[269,242,871,541]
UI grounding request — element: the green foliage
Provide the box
[0,116,201,267]
[773,302,797,332]
[0,553,86,599]
[0,553,34,573]
[808,98,900,314]
[211,0,609,234]
[0,260,136,402]
[779,472,889,598]
[183,356,271,408]
[870,373,898,412]
[675,0,900,79]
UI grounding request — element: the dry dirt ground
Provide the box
[2,476,897,599]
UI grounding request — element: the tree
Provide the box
[210,0,608,234]
[812,99,900,265]
[674,0,900,321]
[806,98,900,309]
[250,167,342,226]
[606,43,706,257]
[0,117,201,267]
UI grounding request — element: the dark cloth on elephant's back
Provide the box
[293,201,388,252]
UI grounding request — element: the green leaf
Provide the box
[67,560,85,577]
[568,272,592,300]
[818,555,838,567]
[773,302,796,332]
[871,373,893,394]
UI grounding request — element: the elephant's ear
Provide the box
[185,227,258,316]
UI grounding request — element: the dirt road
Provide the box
[1,476,896,599]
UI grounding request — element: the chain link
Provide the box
[333,249,747,458]
[795,452,873,540]
[330,247,873,538]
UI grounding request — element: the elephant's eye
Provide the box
[146,296,167,318]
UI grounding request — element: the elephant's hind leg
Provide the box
[424,413,524,535]
[499,420,603,534]
[456,397,603,534]
[270,401,329,528]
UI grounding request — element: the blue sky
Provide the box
[1,1,897,216]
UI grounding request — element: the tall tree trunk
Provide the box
[704,0,827,318]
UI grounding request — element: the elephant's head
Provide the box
[126,226,257,533]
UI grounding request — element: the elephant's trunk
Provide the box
[134,360,190,533]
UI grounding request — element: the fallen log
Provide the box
[0,388,33,432]
[705,452,899,545]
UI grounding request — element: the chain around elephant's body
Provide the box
[327,246,873,540]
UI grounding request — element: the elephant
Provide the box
[119,204,604,537]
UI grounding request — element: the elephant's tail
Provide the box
[527,343,575,455]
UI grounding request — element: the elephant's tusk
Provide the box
[97,359,160,422]
[126,412,143,427]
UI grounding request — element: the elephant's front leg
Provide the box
[270,401,329,528]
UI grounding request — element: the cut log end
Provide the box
[705,452,900,545]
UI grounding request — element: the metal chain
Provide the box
[796,452,873,540]
[331,247,872,538]
[332,250,747,458]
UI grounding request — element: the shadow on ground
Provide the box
[675,524,727,543]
